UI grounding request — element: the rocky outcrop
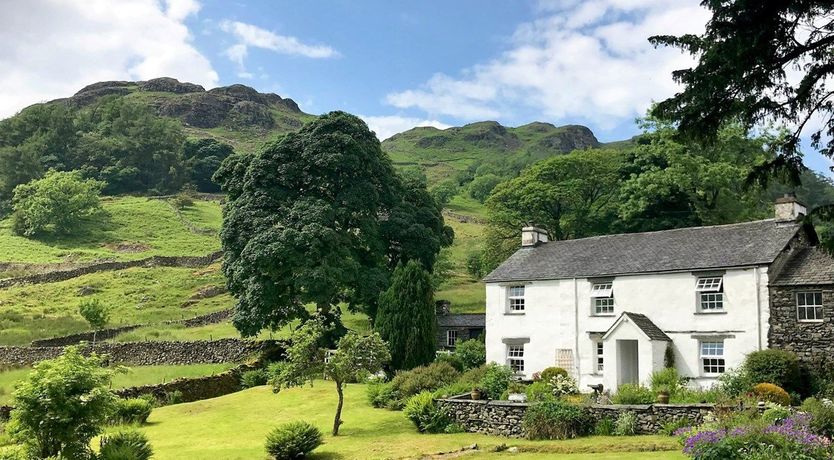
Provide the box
[537,125,600,151]
[139,77,204,94]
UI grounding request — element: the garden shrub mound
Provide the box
[403,392,451,433]
[112,398,153,425]
[751,383,791,407]
[743,349,801,394]
[264,421,323,460]
[478,364,513,400]
[523,399,593,440]
[99,430,154,460]
[612,384,655,405]
[369,361,460,410]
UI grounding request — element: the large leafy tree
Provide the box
[216,112,452,336]
[182,138,234,192]
[650,0,834,185]
[375,260,437,371]
[12,170,106,237]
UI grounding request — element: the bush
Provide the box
[457,365,488,387]
[240,369,269,388]
[801,397,834,438]
[594,418,615,436]
[660,418,691,436]
[717,367,754,398]
[434,353,464,372]
[11,171,106,237]
[539,367,568,383]
[650,367,682,395]
[761,405,792,425]
[111,398,153,425]
[99,430,153,460]
[744,349,801,394]
[664,344,676,369]
[526,381,555,402]
[614,411,638,436]
[165,390,183,405]
[549,374,579,398]
[670,387,722,404]
[403,392,451,433]
[479,364,514,400]
[264,421,323,460]
[612,384,654,405]
[751,383,791,406]
[374,362,460,410]
[453,339,486,370]
[523,400,593,440]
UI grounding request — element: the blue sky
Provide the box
[1,0,831,176]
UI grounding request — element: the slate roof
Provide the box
[483,219,802,282]
[437,314,486,328]
[771,247,834,286]
[603,312,671,342]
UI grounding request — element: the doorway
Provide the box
[617,340,639,386]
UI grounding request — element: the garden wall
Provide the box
[0,251,223,289]
[113,363,256,403]
[437,395,714,437]
[0,339,282,366]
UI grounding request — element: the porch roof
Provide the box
[601,312,671,342]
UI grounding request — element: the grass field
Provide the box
[0,363,234,405]
[0,265,230,345]
[435,213,487,312]
[125,382,683,459]
[0,197,221,265]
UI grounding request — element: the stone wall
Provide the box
[769,284,834,361]
[113,363,255,403]
[0,251,223,289]
[0,339,282,367]
[438,395,714,437]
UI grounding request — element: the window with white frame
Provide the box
[591,282,614,315]
[507,344,525,373]
[446,330,458,347]
[595,341,604,373]
[700,340,725,375]
[797,292,824,322]
[507,285,526,312]
[696,276,724,311]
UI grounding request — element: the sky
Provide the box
[0,0,832,177]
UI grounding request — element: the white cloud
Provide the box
[0,0,218,119]
[219,20,337,77]
[386,0,710,128]
[360,115,451,141]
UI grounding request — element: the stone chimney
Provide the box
[521,226,549,247]
[774,193,807,222]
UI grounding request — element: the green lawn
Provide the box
[0,265,229,345]
[0,196,221,265]
[0,363,234,405]
[128,382,683,459]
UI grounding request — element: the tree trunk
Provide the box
[93,329,97,345]
[332,380,344,436]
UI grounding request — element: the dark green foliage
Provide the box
[525,381,555,403]
[538,367,568,383]
[403,392,451,433]
[0,144,43,203]
[664,344,676,369]
[111,398,153,425]
[523,400,593,440]
[215,112,452,336]
[612,384,654,405]
[594,418,615,436]
[240,369,269,388]
[375,260,437,370]
[743,349,801,394]
[801,397,834,438]
[99,430,153,460]
[452,339,486,370]
[429,180,458,206]
[468,173,502,203]
[369,362,460,410]
[434,353,464,372]
[264,421,323,460]
[465,250,484,278]
[717,367,754,398]
[182,138,234,192]
[478,364,513,400]
[8,346,117,459]
[164,390,183,405]
[12,171,105,237]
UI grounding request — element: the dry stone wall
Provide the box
[114,363,255,403]
[438,395,714,437]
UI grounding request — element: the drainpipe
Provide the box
[755,267,762,350]
[573,278,580,382]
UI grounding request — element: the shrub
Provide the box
[594,417,615,436]
[660,418,691,436]
[457,365,488,387]
[664,344,676,369]
[453,339,486,370]
[434,353,464,372]
[539,367,568,383]
[479,364,514,400]
[165,390,183,405]
[612,384,654,405]
[240,369,269,388]
[403,392,451,433]
[550,374,579,398]
[752,383,791,406]
[650,367,682,395]
[526,381,555,402]
[375,362,460,410]
[718,367,754,398]
[111,398,153,425]
[761,405,792,425]
[614,411,638,436]
[99,430,153,460]
[670,388,722,404]
[11,171,105,237]
[801,397,834,438]
[744,349,801,394]
[523,400,593,440]
[264,421,323,460]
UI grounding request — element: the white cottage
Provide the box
[483,196,834,392]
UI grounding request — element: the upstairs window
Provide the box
[797,292,824,322]
[446,330,458,347]
[591,282,614,315]
[700,340,725,375]
[507,344,525,373]
[508,285,526,312]
[696,276,724,311]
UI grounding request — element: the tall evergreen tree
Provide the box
[375,260,437,371]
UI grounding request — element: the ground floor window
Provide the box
[446,330,457,347]
[700,340,725,375]
[797,292,824,322]
[507,344,525,373]
[595,341,604,373]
